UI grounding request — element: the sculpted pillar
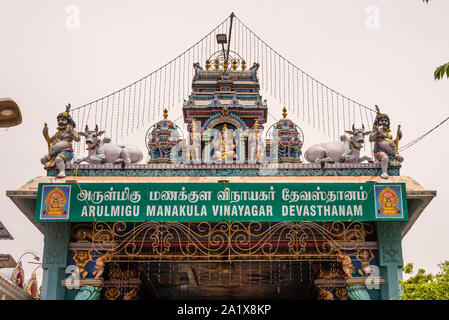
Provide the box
[41,222,70,300]
[377,222,403,300]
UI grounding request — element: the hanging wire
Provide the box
[400,115,449,152]
[234,16,377,131]
[69,13,377,157]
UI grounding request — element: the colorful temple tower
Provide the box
[6,14,437,301]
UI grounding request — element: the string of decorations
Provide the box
[233,16,377,140]
[69,13,378,158]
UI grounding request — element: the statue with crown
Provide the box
[211,123,238,163]
[369,105,403,179]
[40,104,80,178]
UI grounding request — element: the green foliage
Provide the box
[434,62,449,80]
[399,261,449,300]
[422,0,449,80]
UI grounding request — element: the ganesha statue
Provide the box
[211,123,237,162]
[369,105,403,179]
[40,104,80,178]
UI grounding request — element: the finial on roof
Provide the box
[282,107,287,119]
[163,108,168,120]
[241,59,246,70]
[205,59,211,70]
[214,58,219,70]
[232,59,237,70]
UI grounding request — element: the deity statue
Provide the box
[186,120,202,163]
[123,287,139,300]
[337,251,355,279]
[211,123,237,162]
[248,120,265,163]
[369,105,403,179]
[317,287,334,300]
[356,249,375,276]
[92,251,112,280]
[40,104,80,178]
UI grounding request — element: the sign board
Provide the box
[35,182,407,222]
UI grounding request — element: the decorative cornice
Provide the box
[46,162,400,177]
[314,277,384,288]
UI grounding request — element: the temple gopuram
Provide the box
[6,13,436,300]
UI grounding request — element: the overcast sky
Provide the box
[0,0,448,286]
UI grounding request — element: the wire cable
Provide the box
[399,115,449,152]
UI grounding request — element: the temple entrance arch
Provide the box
[67,221,376,300]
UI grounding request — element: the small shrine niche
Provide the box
[146,109,181,163]
[183,50,270,163]
[265,107,304,163]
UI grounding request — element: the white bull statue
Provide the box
[304,125,372,164]
[75,125,143,165]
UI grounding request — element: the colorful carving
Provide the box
[74,286,101,300]
[147,109,180,163]
[211,123,238,162]
[92,251,112,280]
[123,287,139,300]
[335,288,348,300]
[337,252,355,279]
[105,287,121,300]
[356,249,375,276]
[317,286,334,300]
[26,273,41,300]
[186,120,202,163]
[369,105,403,179]
[248,120,265,163]
[266,107,303,162]
[12,262,25,288]
[73,250,93,280]
[40,104,80,178]
[347,285,371,300]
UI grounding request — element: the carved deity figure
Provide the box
[187,120,202,163]
[369,105,403,179]
[40,104,80,178]
[123,287,139,300]
[211,124,237,162]
[337,251,355,279]
[248,121,265,163]
[356,249,375,276]
[92,252,112,280]
[317,287,334,300]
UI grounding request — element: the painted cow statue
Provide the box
[304,125,372,164]
[75,125,143,165]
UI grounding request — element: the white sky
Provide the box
[0,0,448,285]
